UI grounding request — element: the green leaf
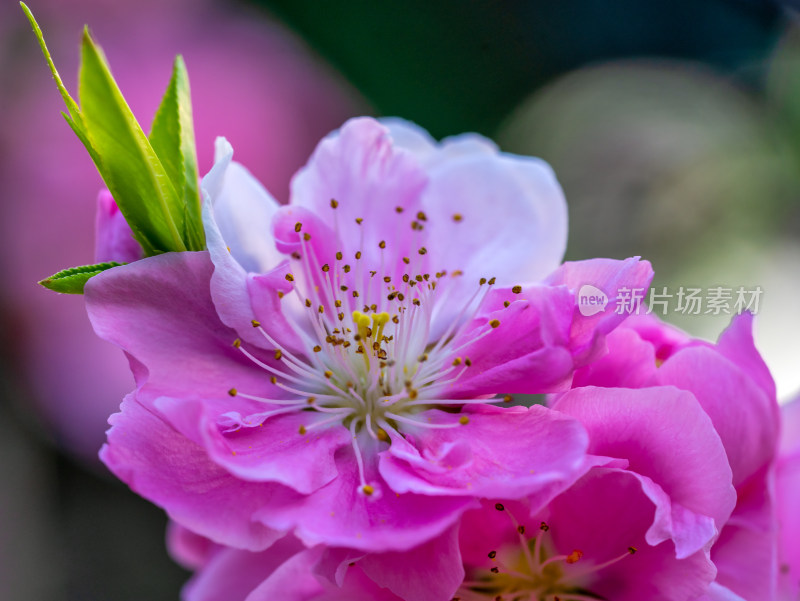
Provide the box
[22,4,207,257]
[39,262,124,294]
[149,56,205,250]
[78,28,187,254]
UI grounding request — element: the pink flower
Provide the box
[87,118,653,566]
[165,389,732,601]
[571,312,781,600]
[777,395,800,600]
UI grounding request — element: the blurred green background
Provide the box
[1,0,798,599]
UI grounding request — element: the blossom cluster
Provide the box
[74,117,797,600]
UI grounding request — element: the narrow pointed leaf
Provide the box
[149,55,204,250]
[78,28,186,254]
[39,262,123,294]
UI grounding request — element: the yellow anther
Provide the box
[379,240,386,249]
[489,319,500,328]
[512,285,522,294]
[452,357,462,366]
[303,233,311,241]
[480,278,487,285]
[305,299,312,307]
[418,247,427,255]
[298,425,307,435]
[395,206,404,213]
[313,345,322,352]
[324,370,333,379]
[228,388,237,397]
[274,350,283,360]
[285,274,295,282]
[503,395,513,403]
[322,264,330,272]
[251,319,261,327]
[377,429,390,442]
[330,198,339,208]
[355,251,362,260]
[459,416,469,425]
[336,251,343,260]
[232,338,241,348]
[277,291,285,298]
[294,222,302,232]
[270,376,277,384]
[628,546,637,554]
[355,217,363,225]
[504,301,510,308]
[452,213,463,222]
[362,484,375,496]
[566,550,584,564]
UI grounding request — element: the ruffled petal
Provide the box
[546,467,717,601]
[101,395,283,551]
[252,445,476,552]
[183,537,306,601]
[152,396,349,494]
[654,346,779,488]
[380,404,588,503]
[357,526,464,601]
[553,386,736,556]
[86,252,282,399]
[545,257,655,365]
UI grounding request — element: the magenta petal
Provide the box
[546,257,655,364]
[553,386,736,556]
[152,396,348,494]
[572,326,658,388]
[94,189,143,263]
[380,404,588,502]
[252,448,476,552]
[446,284,576,397]
[654,346,779,487]
[85,252,281,400]
[167,521,215,570]
[183,537,306,601]
[547,468,717,601]
[101,395,283,551]
[716,312,777,401]
[357,525,464,601]
[94,189,144,263]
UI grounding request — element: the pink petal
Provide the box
[654,346,779,487]
[546,257,655,365]
[94,189,143,263]
[252,446,476,552]
[101,395,284,551]
[445,283,576,396]
[183,537,306,601]
[357,525,464,601]
[553,386,736,556]
[380,404,588,503]
[152,396,349,494]
[290,117,429,284]
[85,252,282,400]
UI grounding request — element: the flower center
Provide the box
[455,504,636,601]
[224,202,515,495]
